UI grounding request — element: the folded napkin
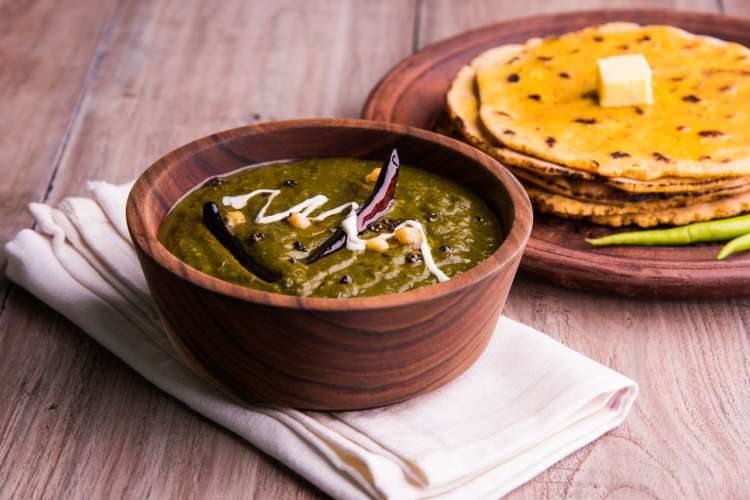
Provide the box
[4,181,637,499]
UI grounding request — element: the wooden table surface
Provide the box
[1,1,748,498]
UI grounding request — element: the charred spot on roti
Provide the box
[653,152,672,163]
[581,89,598,100]
[698,130,725,138]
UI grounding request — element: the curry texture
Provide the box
[159,158,503,298]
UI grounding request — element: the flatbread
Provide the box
[475,23,750,180]
[446,51,750,192]
[495,143,750,194]
[512,167,750,210]
[597,173,747,194]
[526,185,750,227]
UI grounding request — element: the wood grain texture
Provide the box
[2,0,749,498]
[414,2,750,499]
[43,0,417,199]
[1,1,415,498]
[364,9,750,298]
[127,119,531,409]
[0,288,324,500]
[723,0,750,15]
[0,0,118,293]
[503,280,750,499]
[416,0,720,46]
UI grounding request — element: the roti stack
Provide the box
[445,23,750,227]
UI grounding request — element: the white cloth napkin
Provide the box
[4,181,638,500]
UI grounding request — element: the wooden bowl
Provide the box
[126,119,532,410]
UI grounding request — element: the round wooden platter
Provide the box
[363,8,750,299]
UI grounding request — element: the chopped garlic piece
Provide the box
[224,210,246,228]
[288,212,312,229]
[366,237,390,253]
[597,54,653,108]
[364,167,381,183]
[394,226,423,247]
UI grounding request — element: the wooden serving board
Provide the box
[363,8,750,298]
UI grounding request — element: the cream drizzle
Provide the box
[375,220,449,282]
[221,191,449,282]
[222,189,329,223]
[339,205,367,252]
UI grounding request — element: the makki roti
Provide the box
[512,168,750,210]
[446,51,750,193]
[444,102,750,215]
[496,146,750,193]
[526,184,750,227]
[475,23,750,180]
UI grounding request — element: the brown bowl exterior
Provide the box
[126,119,532,410]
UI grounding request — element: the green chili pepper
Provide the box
[716,232,750,260]
[586,213,750,247]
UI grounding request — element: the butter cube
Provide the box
[596,54,653,108]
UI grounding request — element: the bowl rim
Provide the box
[126,118,532,311]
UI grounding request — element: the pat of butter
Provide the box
[597,54,654,108]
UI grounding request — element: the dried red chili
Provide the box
[306,149,401,264]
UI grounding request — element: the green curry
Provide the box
[159,158,503,298]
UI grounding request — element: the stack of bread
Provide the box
[444,23,750,227]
